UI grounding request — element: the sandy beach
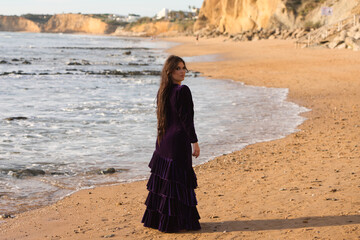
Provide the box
[1,36,360,239]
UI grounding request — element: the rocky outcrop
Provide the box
[111,27,146,37]
[194,0,295,34]
[0,16,40,32]
[123,21,190,37]
[225,27,308,42]
[292,8,360,51]
[0,14,113,34]
[318,25,360,51]
[42,14,110,34]
[194,0,360,34]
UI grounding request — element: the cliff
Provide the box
[42,14,110,34]
[0,16,41,32]
[303,0,360,26]
[194,0,293,34]
[194,0,360,34]
[128,21,178,36]
[0,14,113,34]
[122,21,193,37]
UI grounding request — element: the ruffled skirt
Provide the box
[141,151,201,232]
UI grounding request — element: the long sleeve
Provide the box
[177,85,198,143]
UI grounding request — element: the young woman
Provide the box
[141,55,201,232]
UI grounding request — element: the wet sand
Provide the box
[1,37,360,239]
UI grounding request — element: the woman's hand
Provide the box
[192,142,200,158]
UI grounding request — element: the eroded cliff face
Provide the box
[0,14,112,34]
[42,14,110,34]
[194,0,295,34]
[302,0,359,26]
[127,21,184,37]
[0,16,41,32]
[194,0,360,34]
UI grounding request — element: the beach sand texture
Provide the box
[1,37,360,239]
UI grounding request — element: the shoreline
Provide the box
[0,34,309,217]
[4,44,305,217]
[1,37,360,239]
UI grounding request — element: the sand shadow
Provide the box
[197,215,360,233]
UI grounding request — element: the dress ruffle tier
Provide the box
[141,151,201,233]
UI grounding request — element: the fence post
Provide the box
[307,34,310,47]
[354,14,356,26]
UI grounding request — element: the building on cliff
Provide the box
[156,8,169,20]
[127,14,141,22]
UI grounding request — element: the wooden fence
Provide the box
[295,14,360,48]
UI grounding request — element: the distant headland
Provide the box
[0,11,198,37]
[1,0,360,50]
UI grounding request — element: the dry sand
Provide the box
[1,37,360,239]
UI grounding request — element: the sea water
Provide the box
[0,32,309,214]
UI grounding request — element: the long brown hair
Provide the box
[157,55,187,143]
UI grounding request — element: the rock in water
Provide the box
[67,61,82,65]
[0,214,14,219]
[12,169,46,178]
[100,168,116,175]
[4,116,28,121]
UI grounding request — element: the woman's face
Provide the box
[171,61,186,84]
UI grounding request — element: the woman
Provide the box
[141,55,201,232]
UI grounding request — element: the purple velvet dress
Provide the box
[141,83,201,232]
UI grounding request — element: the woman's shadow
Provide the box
[196,215,360,233]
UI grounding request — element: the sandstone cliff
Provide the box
[42,14,110,34]
[0,16,40,32]
[122,21,192,37]
[129,21,178,36]
[194,0,294,34]
[194,0,360,34]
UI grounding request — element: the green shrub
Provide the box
[175,19,196,32]
[286,0,327,16]
[304,21,322,31]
